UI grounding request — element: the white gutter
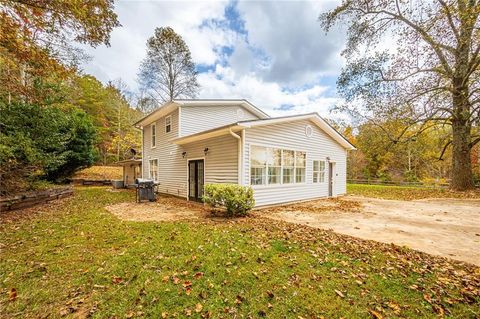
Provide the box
[229,128,243,185]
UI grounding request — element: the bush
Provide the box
[0,102,97,194]
[203,184,255,217]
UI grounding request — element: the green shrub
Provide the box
[203,183,255,217]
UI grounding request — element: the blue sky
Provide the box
[81,0,346,118]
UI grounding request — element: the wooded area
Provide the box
[0,0,141,194]
[321,0,480,189]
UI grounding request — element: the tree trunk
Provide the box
[450,90,474,190]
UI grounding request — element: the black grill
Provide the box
[135,178,156,203]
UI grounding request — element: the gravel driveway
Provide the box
[263,196,480,265]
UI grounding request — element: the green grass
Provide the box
[347,183,480,200]
[1,187,479,318]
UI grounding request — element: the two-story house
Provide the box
[134,99,355,207]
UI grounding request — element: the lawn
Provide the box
[347,183,480,200]
[73,166,123,181]
[1,187,479,318]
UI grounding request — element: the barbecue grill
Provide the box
[135,178,157,203]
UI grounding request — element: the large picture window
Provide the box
[282,150,294,184]
[149,159,158,181]
[313,160,325,183]
[267,148,281,184]
[151,124,156,148]
[250,146,266,185]
[250,146,306,186]
[295,151,306,183]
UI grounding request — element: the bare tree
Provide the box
[320,0,480,190]
[138,27,199,104]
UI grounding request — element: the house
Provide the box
[134,99,356,207]
[114,158,142,187]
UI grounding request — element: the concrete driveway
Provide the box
[263,196,480,265]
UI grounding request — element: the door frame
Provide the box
[187,157,205,201]
[328,161,335,197]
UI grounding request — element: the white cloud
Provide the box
[80,0,347,120]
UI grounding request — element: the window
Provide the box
[282,150,295,184]
[250,145,266,185]
[149,159,158,181]
[251,146,307,186]
[313,160,326,183]
[295,151,306,183]
[165,115,172,133]
[151,124,156,148]
[267,148,281,184]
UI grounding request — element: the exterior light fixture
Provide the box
[182,151,187,158]
[326,156,331,162]
[204,147,209,156]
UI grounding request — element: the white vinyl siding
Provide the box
[244,119,347,206]
[142,109,238,197]
[180,105,259,136]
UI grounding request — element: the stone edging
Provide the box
[0,187,74,212]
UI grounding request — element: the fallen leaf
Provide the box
[8,288,17,301]
[334,289,345,298]
[368,309,383,319]
[195,303,203,313]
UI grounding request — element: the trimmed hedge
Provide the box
[203,183,255,217]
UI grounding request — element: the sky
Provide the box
[80,0,347,118]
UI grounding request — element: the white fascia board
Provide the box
[134,101,178,128]
[171,124,245,145]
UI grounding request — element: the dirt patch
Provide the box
[106,196,208,222]
[262,197,362,214]
[261,196,480,265]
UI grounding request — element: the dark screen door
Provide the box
[188,160,204,202]
[328,162,334,197]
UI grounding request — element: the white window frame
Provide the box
[249,144,307,187]
[165,115,172,133]
[149,159,158,182]
[151,123,156,148]
[313,160,326,183]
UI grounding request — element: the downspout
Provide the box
[229,128,242,185]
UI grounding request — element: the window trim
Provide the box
[148,158,159,182]
[151,123,156,148]
[165,115,172,133]
[312,160,326,184]
[249,143,307,188]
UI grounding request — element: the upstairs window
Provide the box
[151,124,156,148]
[165,115,172,133]
[313,160,326,183]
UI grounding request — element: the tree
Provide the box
[0,0,120,102]
[138,27,199,103]
[0,102,97,193]
[320,0,480,190]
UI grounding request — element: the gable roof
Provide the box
[171,112,356,150]
[134,99,270,128]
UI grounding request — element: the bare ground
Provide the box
[261,196,480,265]
[106,196,208,222]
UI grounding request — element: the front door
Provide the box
[328,162,334,197]
[188,159,204,202]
